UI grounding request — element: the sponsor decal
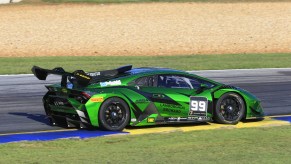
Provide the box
[100,80,122,87]
[90,97,104,102]
[167,117,187,121]
[147,117,155,123]
[163,108,181,113]
[131,118,137,122]
[53,98,69,106]
[187,116,208,121]
[54,101,65,106]
[76,73,91,80]
[88,72,101,76]
[166,116,209,122]
[160,103,183,113]
[160,103,184,109]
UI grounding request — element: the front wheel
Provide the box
[214,92,245,124]
[99,97,130,131]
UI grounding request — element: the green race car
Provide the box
[32,65,264,131]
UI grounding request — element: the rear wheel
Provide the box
[214,92,245,124]
[99,97,130,131]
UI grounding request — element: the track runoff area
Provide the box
[1,116,290,144]
[1,68,291,144]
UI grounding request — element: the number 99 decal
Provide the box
[189,97,208,116]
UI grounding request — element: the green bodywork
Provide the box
[44,68,264,128]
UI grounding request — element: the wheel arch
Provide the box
[85,93,133,128]
[98,96,132,123]
[213,89,248,119]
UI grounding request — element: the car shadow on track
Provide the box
[8,112,103,130]
[8,112,52,126]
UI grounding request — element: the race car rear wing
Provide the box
[31,66,92,87]
[31,65,132,87]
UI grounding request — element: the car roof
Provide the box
[88,66,221,87]
[89,67,191,85]
[126,67,185,75]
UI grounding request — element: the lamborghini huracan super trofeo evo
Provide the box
[32,65,264,131]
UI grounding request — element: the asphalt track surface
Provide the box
[0,68,291,134]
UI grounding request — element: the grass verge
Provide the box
[0,53,290,74]
[0,125,291,163]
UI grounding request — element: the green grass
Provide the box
[1,125,291,163]
[0,53,291,74]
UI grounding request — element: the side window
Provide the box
[189,78,201,89]
[132,76,156,87]
[135,77,148,86]
[157,75,215,89]
[158,75,193,89]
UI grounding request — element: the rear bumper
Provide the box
[50,114,92,129]
[43,91,92,128]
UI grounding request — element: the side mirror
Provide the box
[196,83,208,94]
[135,85,140,90]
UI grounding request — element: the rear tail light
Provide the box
[81,92,91,99]
[75,92,91,104]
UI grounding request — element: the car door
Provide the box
[137,74,213,119]
[153,74,198,118]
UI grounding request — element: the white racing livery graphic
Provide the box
[189,96,208,116]
[100,80,122,87]
[87,72,101,76]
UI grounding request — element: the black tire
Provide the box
[99,97,130,131]
[214,92,245,124]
